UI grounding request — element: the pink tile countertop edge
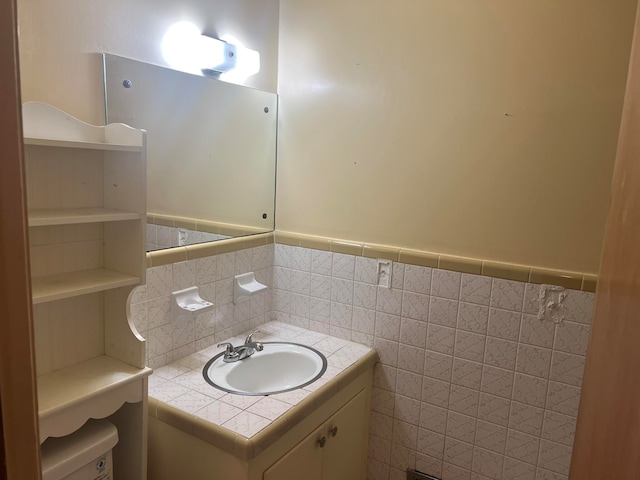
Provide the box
[148,321,378,460]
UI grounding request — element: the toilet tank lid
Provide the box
[41,419,118,480]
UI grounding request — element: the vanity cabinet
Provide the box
[264,389,367,480]
[22,102,151,480]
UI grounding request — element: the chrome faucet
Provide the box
[217,329,264,363]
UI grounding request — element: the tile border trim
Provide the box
[274,231,597,292]
[147,212,271,237]
[146,233,274,268]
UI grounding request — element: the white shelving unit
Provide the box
[23,102,152,480]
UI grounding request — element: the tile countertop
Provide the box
[147,321,377,460]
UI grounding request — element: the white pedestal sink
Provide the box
[203,342,328,395]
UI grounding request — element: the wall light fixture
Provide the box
[161,21,260,82]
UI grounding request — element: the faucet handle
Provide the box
[217,342,235,357]
[244,329,261,344]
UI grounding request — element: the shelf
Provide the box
[32,268,140,304]
[38,355,152,441]
[24,136,142,152]
[28,208,141,227]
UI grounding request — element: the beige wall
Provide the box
[18,0,279,125]
[277,0,637,274]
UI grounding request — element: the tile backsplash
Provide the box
[130,243,273,368]
[132,241,594,480]
[270,244,594,480]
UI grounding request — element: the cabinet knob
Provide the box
[317,436,327,448]
[329,426,339,437]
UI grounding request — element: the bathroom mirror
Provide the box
[103,54,277,251]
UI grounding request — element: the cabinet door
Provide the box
[323,390,368,480]
[263,425,324,480]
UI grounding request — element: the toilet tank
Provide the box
[41,419,118,480]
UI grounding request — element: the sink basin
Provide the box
[203,342,328,396]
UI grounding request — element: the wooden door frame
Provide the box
[0,0,41,478]
[570,2,640,478]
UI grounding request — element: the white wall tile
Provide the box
[553,321,590,356]
[372,387,396,416]
[449,385,480,416]
[331,278,354,304]
[216,252,235,280]
[484,337,517,370]
[416,453,443,478]
[538,439,572,476]
[401,291,430,321]
[515,345,552,379]
[472,446,504,479]
[375,337,399,367]
[505,429,540,464]
[429,297,459,328]
[330,301,352,329]
[422,377,451,408]
[487,308,521,341]
[355,256,377,284]
[311,250,332,275]
[403,265,432,295]
[460,274,492,306]
[541,411,576,447]
[545,382,581,417]
[490,279,525,312]
[475,420,507,454]
[444,437,474,470]
[396,369,423,400]
[418,428,446,459]
[290,246,311,271]
[549,351,586,387]
[310,273,331,299]
[394,394,421,425]
[458,303,490,334]
[424,350,454,382]
[427,324,456,355]
[509,402,544,437]
[392,419,418,449]
[502,457,536,480]
[398,345,425,375]
[354,282,378,309]
[376,312,402,341]
[442,462,472,480]
[519,314,555,348]
[447,411,477,443]
[377,287,403,315]
[290,269,311,295]
[432,269,462,300]
[512,374,548,408]
[332,252,356,280]
[481,366,514,399]
[477,393,511,427]
[536,467,568,480]
[452,358,483,390]
[399,318,428,348]
[563,290,594,325]
[455,331,487,363]
[420,403,449,434]
[390,443,416,471]
[353,307,376,335]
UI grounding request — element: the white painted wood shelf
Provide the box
[28,207,141,226]
[31,268,140,304]
[24,136,143,152]
[38,355,152,441]
[24,101,150,477]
